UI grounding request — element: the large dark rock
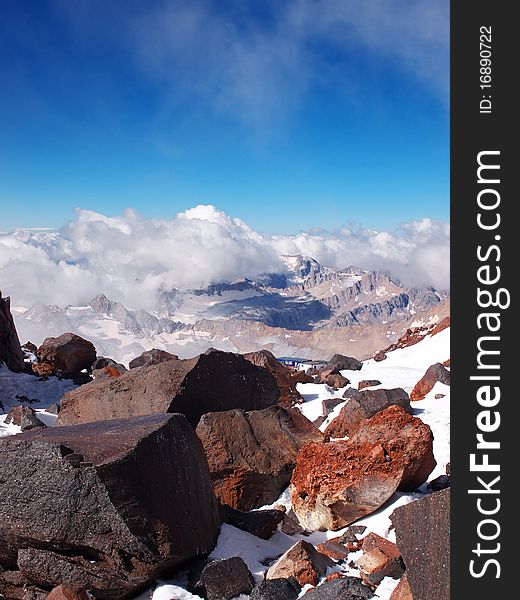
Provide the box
[222,505,284,540]
[37,333,96,377]
[327,354,363,371]
[391,488,450,600]
[325,388,411,438]
[58,349,280,427]
[0,414,221,599]
[250,577,301,600]
[0,292,25,372]
[244,349,303,407]
[196,405,324,510]
[128,348,178,369]
[193,557,255,600]
[302,577,374,599]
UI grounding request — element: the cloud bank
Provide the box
[0,205,449,311]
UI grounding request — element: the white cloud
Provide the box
[0,205,449,310]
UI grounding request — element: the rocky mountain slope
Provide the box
[11,257,449,365]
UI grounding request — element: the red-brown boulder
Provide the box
[266,541,335,586]
[358,380,381,390]
[389,574,413,600]
[348,405,436,492]
[196,405,323,510]
[47,584,90,600]
[128,348,178,369]
[410,362,451,401]
[355,533,403,587]
[325,388,411,438]
[37,333,96,376]
[290,441,403,531]
[58,349,280,427]
[4,406,45,431]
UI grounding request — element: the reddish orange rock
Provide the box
[356,533,404,587]
[410,362,450,401]
[266,541,335,586]
[348,405,436,492]
[389,574,413,600]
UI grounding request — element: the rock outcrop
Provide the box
[410,362,451,401]
[36,333,97,377]
[0,414,221,599]
[325,388,411,438]
[327,354,363,371]
[58,349,280,427]
[0,292,25,372]
[196,405,324,510]
[391,488,450,600]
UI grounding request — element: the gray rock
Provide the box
[250,577,301,600]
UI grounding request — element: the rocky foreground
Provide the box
[0,291,450,600]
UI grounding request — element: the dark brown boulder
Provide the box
[290,441,403,531]
[37,333,96,376]
[358,380,381,390]
[301,577,373,599]
[58,349,280,427]
[0,292,25,372]
[0,569,48,599]
[4,406,46,431]
[250,577,301,600]
[0,414,221,599]
[410,362,451,401]
[193,557,255,600]
[391,488,450,600]
[325,388,411,438]
[196,405,324,510]
[266,541,335,586]
[322,397,343,416]
[244,350,303,407]
[222,505,284,540]
[348,405,436,492]
[327,354,363,371]
[321,373,350,389]
[128,348,178,369]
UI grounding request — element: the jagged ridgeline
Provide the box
[12,256,449,366]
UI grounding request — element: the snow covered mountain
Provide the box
[12,257,449,365]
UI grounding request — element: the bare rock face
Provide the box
[266,541,335,586]
[193,557,255,600]
[391,488,450,600]
[37,333,97,377]
[290,441,403,531]
[58,349,280,427]
[0,292,25,372]
[128,348,178,369]
[348,406,436,492]
[4,406,46,431]
[410,362,451,401]
[0,414,221,599]
[325,388,411,438]
[196,405,324,510]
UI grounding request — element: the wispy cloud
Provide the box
[0,205,449,310]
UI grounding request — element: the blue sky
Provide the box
[0,0,449,234]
